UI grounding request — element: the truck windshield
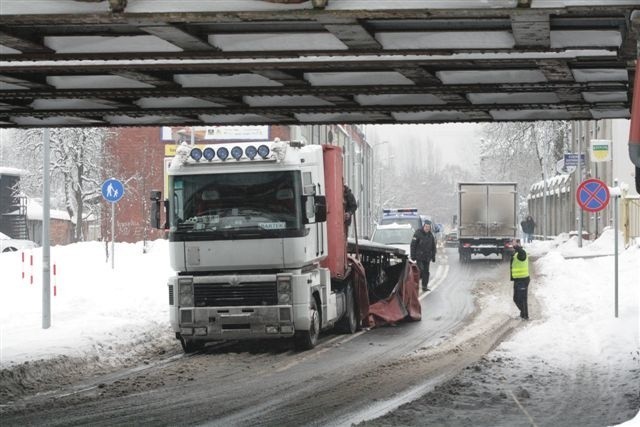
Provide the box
[170,171,303,238]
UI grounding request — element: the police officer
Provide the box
[510,239,530,320]
[410,222,437,291]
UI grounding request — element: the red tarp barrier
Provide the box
[350,255,422,328]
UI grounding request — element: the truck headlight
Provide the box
[277,276,292,305]
[278,293,291,304]
[178,278,194,307]
[180,293,193,307]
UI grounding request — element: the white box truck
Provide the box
[457,182,517,262]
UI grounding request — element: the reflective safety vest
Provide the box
[511,253,529,279]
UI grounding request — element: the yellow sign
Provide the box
[590,139,611,162]
[165,144,206,156]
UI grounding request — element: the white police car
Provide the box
[370,223,415,255]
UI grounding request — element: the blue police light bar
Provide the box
[383,208,418,216]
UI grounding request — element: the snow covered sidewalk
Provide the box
[362,230,640,427]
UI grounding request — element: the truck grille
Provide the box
[194,282,277,307]
[169,285,174,306]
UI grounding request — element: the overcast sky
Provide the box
[366,123,484,171]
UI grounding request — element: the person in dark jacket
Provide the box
[343,185,358,225]
[510,239,530,320]
[343,184,358,236]
[520,215,536,243]
[410,222,437,291]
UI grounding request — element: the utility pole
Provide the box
[42,129,51,329]
[372,141,390,221]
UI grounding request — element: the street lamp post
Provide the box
[543,140,548,240]
[371,141,390,222]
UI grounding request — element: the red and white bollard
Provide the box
[53,262,57,297]
[21,251,25,280]
[30,254,33,285]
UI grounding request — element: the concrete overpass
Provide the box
[0,0,638,129]
[2,0,640,186]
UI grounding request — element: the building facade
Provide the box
[527,119,639,243]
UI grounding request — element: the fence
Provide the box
[622,196,640,245]
[527,177,640,246]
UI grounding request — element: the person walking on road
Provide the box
[410,222,437,292]
[520,215,536,243]
[510,239,530,320]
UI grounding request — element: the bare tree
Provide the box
[480,121,570,216]
[16,128,114,242]
[481,121,569,181]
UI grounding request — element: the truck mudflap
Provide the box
[348,253,422,328]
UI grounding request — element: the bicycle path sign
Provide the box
[576,178,609,212]
[101,178,124,203]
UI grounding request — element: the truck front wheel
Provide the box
[294,298,320,350]
[179,336,205,353]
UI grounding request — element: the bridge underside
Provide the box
[0,0,638,128]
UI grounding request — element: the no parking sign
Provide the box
[576,178,610,212]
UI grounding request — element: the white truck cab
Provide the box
[151,140,357,352]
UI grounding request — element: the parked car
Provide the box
[0,231,38,253]
[370,223,415,255]
[444,230,459,248]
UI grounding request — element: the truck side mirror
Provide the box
[150,190,162,229]
[452,214,458,226]
[314,195,327,222]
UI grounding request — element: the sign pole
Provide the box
[101,178,124,270]
[577,139,583,248]
[111,202,115,270]
[613,179,619,318]
[576,177,616,318]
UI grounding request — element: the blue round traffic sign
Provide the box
[576,178,609,212]
[102,178,124,203]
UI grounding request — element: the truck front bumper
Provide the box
[174,305,295,340]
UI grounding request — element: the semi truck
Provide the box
[457,182,517,262]
[151,139,419,352]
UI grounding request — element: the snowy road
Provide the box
[2,239,637,427]
[1,249,520,426]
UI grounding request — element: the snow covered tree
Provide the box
[480,121,570,216]
[17,128,115,242]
